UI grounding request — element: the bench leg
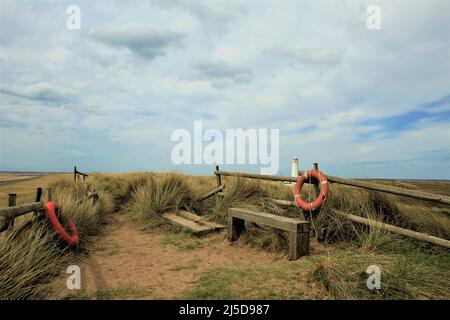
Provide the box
[228,216,245,241]
[288,231,310,260]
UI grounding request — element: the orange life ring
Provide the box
[44,201,79,246]
[294,170,329,212]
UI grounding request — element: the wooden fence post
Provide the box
[74,166,77,182]
[35,187,42,202]
[47,188,52,202]
[34,187,43,217]
[8,194,16,207]
[313,163,320,197]
[7,194,16,227]
[215,165,222,188]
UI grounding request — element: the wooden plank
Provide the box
[198,185,224,202]
[177,210,225,229]
[216,170,296,184]
[163,213,212,233]
[333,209,450,249]
[0,202,44,219]
[229,207,309,232]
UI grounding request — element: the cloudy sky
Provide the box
[0,0,449,179]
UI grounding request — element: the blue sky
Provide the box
[0,0,449,179]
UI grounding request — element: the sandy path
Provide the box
[51,212,289,299]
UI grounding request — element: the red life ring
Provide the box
[44,201,79,246]
[294,170,330,212]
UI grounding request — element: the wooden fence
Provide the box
[214,166,450,206]
[0,167,96,234]
[0,187,46,232]
[74,166,88,182]
[213,165,450,249]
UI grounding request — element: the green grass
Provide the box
[178,238,450,300]
[309,240,450,299]
[180,261,323,300]
[125,173,200,229]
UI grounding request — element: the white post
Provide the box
[291,157,299,178]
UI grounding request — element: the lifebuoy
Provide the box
[294,170,330,212]
[44,201,79,246]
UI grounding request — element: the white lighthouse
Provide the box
[291,157,299,178]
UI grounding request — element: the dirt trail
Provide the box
[51,212,296,299]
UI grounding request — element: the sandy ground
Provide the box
[50,212,300,299]
[0,173,42,185]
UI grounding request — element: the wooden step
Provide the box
[177,210,225,230]
[163,213,212,234]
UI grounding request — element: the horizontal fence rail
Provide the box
[306,171,450,206]
[0,202,44,219]
[332,209,450,249]
[214,170,450,206]
[198,185,224,202]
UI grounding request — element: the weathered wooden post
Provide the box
[47,188,52,202]
[215,165,222,188]
[74,166,77,182]
[0,194,16,232]
[313,163,320,197]
[35,187,42,202]
[8,194,16,207]
[34,187,43,218]
[7,194,16,227]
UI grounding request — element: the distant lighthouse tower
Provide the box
[291,157,299,178]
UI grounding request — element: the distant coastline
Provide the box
[0,170,448,182]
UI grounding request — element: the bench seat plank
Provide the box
[229,208,309,232]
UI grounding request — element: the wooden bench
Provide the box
[228,208,310,260]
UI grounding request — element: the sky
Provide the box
[0,0,449,179]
